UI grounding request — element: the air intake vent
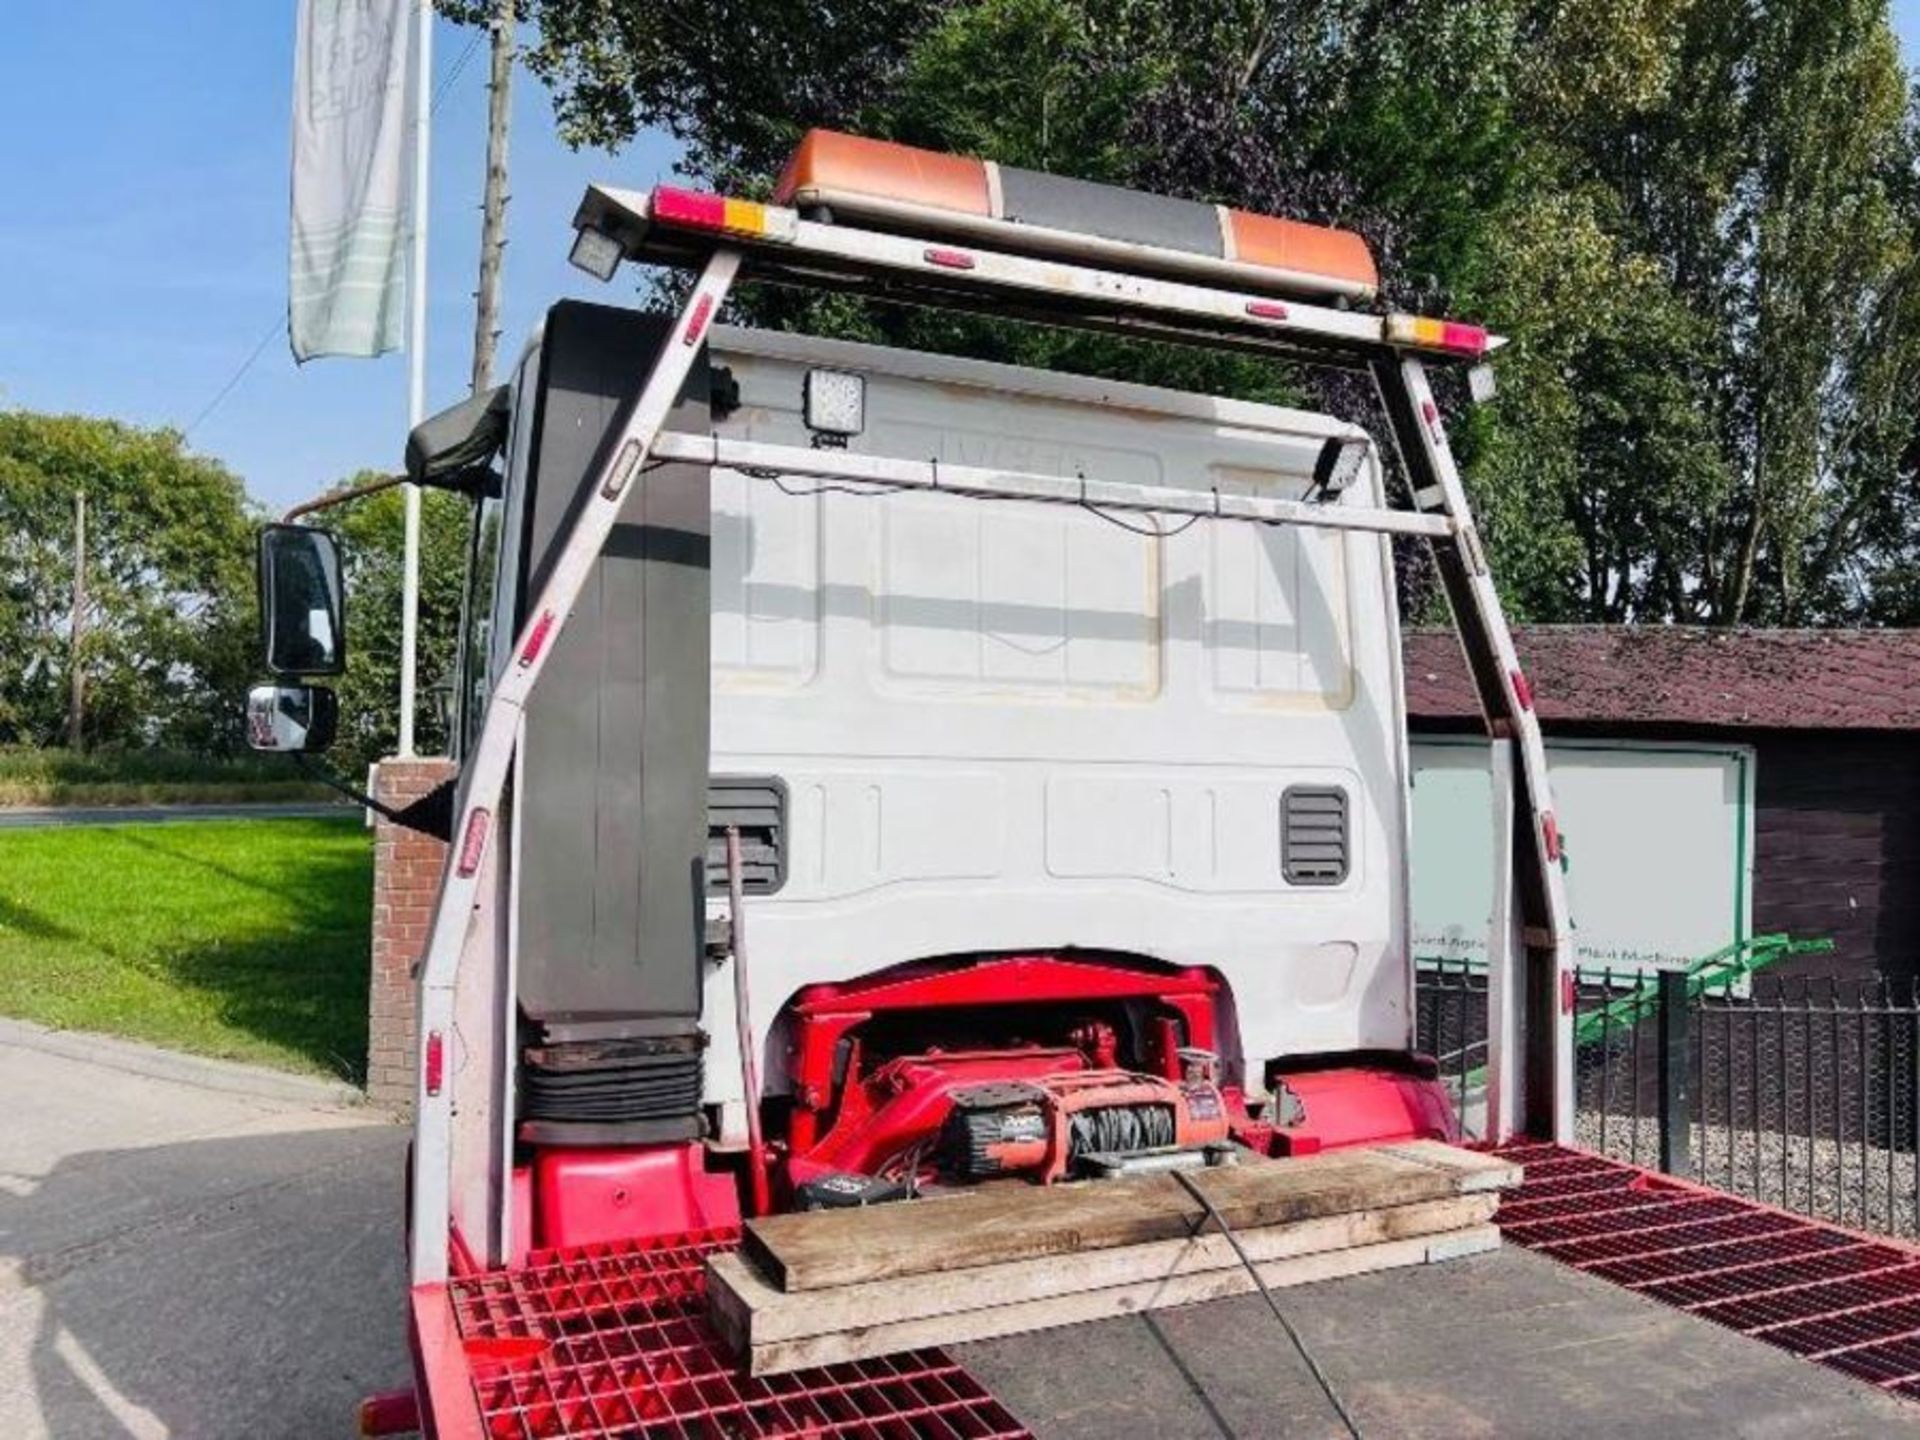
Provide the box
[1282,786,1348,886]
[708,776,787,895]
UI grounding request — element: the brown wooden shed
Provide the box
[1403,626,1920,986]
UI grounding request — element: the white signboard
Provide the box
[1412,738,1754,974]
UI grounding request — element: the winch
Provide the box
[939,1069,1233,1183]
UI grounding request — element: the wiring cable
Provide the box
[1172,1168,1363,1440]
[1077,499,1203,538]
[750,464,1206,539]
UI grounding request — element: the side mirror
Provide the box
[246,684,338,753]
[258,523,345,676]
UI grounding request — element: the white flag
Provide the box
[289,0,413,361]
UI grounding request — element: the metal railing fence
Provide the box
[1415,963,1920,1240]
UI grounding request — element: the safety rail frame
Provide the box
[404,188,1574,1285]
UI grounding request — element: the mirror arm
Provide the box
[281,466,499,524]
[292,755,458,842]
[283,474,406,524]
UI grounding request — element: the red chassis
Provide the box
[475,952,1458,1266]
[381,954,1458,1436]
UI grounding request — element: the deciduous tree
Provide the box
[0,412,256,750]
[457,0,1920,625]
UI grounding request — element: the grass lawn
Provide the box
[0,816,374,1081]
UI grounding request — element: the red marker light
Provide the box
[1542,812,1561,863]
[650,186,728,231]
[1245,300,1290,321]
[683,293,715,346]
[456,808,491,878]
[648,186,790,242]
[424,1030,445,1097]
[1387,314,1492,358]
[1561,971,1575,1015]
[1510,667,1534,711]
[519,610,555,668]
[924,247,976,270]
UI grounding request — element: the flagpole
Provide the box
[399,0,432,757]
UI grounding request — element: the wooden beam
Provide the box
[744,1140,1518,1292]
[721,1224,1501,1375]
[711,1193,1495,1351]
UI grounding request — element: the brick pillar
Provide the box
[367,757,458,1111]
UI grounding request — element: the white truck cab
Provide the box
[249,129,1569,1294]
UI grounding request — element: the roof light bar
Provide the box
[570,141,1501,370]
[1386,314,1490,358]
[772,128,1378,303]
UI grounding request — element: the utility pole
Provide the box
[67,490,85,750]
[471,0,514,394]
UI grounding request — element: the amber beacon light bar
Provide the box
[774,129,1380,304]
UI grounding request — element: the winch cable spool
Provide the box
[940,1072,1229,1182]
[1067,1100,1176,1157]
[1172,1169,1363,1440]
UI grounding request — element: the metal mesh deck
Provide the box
[434,1144,1920,1431]
[1493,1140,1920,1404]
[442,1227,1031,1439]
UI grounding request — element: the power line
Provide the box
[436,27,487,97]
[182,27,489,443]
[185,319,285,439]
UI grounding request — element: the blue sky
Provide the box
[2,3,1918,511]
[0,2,676,510]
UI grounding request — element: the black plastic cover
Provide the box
[795,1173,911,1210]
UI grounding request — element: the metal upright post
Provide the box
[1484,738,1523,1141]
[1658,968,1692,1178]
[409,248,742,1286]
[1371,356,1575,1143]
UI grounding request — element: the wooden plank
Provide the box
[734,1225,1502,1375]
[710,1193,1495,1352]
[1371,1142,1521,1194]
[745,1140,1519,1292]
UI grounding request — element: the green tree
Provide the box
[321,477,471,775]
[0,412,257,750]
[472,0,1920,626]
[1525,0,1920,623]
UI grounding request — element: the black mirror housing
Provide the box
[258,523,346,676]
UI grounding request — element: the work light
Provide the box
[569,226,624,283]
[1311,437,1370,498]
[804,369,866,441]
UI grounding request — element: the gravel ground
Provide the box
[1576,1110,1920,1240]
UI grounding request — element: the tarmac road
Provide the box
[0,802,350,829]
[0,1020,408,1439]
[4,1013,1919,1438]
